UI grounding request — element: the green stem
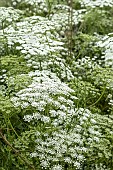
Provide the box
[87,85,106,108]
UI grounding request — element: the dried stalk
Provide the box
[67,0,73,62]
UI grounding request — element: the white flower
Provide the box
[41,116,50,123]
[52,120,59,127]
[40,160,49,168]
[60,105,67,111]
[50,110,57,117]
[23,115,32,122]
[93,136,99,142]
[52,165,62,170]
[21,102,29,108]
[30,152,38,157]
[64,157,72,163]
[32,112,41,120]
[31,101,38,107]
[58,110,66,118]
[90,118,97,124]
[74,161,81,168]
[77,155,84,161]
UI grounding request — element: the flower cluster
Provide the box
[12,77,101,169]
[0,7,23,29]
[30,128,86,169]
[11,0,48,16]
[0,69,7,84]
[80,0,113,8]
[51,6,86,33]
[95,33,113,67]
[1,15,63,55]
[11,70,75,110]
[10,69,103,170]
[0,10,75,80]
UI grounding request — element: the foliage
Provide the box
[80,9,113,34]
